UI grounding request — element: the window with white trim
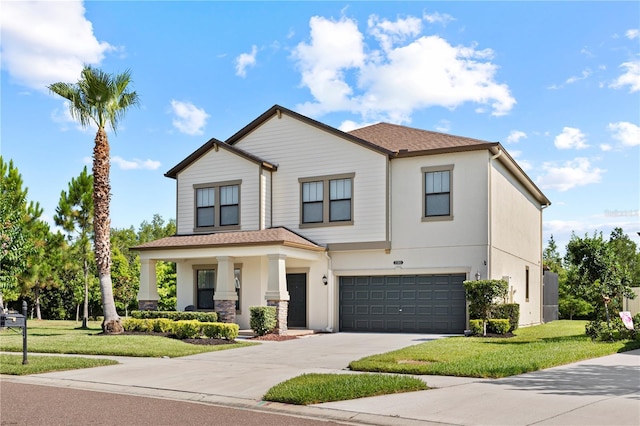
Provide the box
[299,173,354,227]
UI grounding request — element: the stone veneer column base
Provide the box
[138,300,158,311]
[215,300,237,323]
[267,300,288,335]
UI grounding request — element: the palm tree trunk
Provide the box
[93,127,122,334]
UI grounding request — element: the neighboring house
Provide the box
[134,105,551,334]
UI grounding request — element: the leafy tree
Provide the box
[55,166,94,327]
[49,66,140,334]
[565,231,635,326]
[0,157,39,309]
[543,234,563,273]
[609,227,640,287]
[463,279,508,336]
[112,246,137,316]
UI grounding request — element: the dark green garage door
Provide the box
[339,274,467,333]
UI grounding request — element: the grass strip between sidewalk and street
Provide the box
[0,320,257,358]
[263,373,428,405]
[349,320,640,378]
[0,354,118,375]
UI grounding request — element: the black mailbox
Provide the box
[0,312,26,328]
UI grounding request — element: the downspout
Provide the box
[488,148,502,280]
[324,251,334,332]
[540,202,551,323]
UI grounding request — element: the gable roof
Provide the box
[347,122,498,156]
[132,227,325,252]
[164,137,277,179]
[225,104,396,156]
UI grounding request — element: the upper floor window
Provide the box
[422,165,453,221]
[300,173,354,227]
[194,180,241,231]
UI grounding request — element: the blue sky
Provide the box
[1,1,639,253]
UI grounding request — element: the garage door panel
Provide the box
[340,274,466,333]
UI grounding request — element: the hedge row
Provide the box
[469,303,520,332]
[130,310,218,323]
[122,318,238,340]
[469,319,511,336]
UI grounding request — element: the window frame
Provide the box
[193,264,242,313]
[422,165,454,222]
[193,180,241,232]
[299,173,355,228]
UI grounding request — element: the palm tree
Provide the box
[49,66,139,333]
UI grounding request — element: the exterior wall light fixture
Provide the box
[322,275,328,285]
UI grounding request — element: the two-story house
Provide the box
[134,105,551,334]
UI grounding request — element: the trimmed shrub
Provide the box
[586,316,640,342]
[131,310,218,322]
[469,320,483,336]
[201,322,240,340]
[493,304,520,332]
[250,306,277,336]
[122,318,139,331]
[172,320,201,339]
[153,318,174,333]
[488,319,510,335]
[121,318,154,332]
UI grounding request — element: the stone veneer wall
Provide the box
[138,300,158,311]
[267,300,288,335]
[215,300,237,323]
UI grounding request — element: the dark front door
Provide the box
[286,273,307,328]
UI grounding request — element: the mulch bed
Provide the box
[248,333,298,341]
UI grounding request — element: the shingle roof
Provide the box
[347,122,497,155]
[132,227,325,252]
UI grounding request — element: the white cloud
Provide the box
[170,100,209,136]
[554,127,588,150]
[293,15,515,123]
[608,121,640,147]
[368,15,422,52]
[111,156,161,171]
[610,59,640,92]
[423,11,455,25]
[600,143,613,152]
[509,150,532,172]
[537,158,604,192]
[506,130,527,144]
[0,0,114,91]
[235,45,258,78]
[435,119,451,133]
[565,68,592,84]
[626,29,639,40]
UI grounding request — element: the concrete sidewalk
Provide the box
[2,333,639,425]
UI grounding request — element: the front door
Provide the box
[286,273,307,328]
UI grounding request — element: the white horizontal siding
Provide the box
[176,148,260,234]
[236,114,388,245]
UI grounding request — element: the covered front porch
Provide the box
[133,228,332,333]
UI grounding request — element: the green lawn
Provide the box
[349,320,640,378]
[0,320,257,358]
[263,373,427,405]
[0,354,118,375]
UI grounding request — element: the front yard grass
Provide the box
[0,354,117,375]
[0,320,257,358]
[349,320,640,378]
[263,373,427,405]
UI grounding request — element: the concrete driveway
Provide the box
[24,332,447,401]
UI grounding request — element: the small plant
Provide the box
[172,320,201,339]
[488,319,510,335]
[464,279,508,336]
[250,306,276,336]
[201,322,239,340]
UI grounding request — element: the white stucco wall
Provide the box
[489,157,544,326]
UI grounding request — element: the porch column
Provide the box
[265,253,289,335]
[138,259,159,310]
[214,256,238,323]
